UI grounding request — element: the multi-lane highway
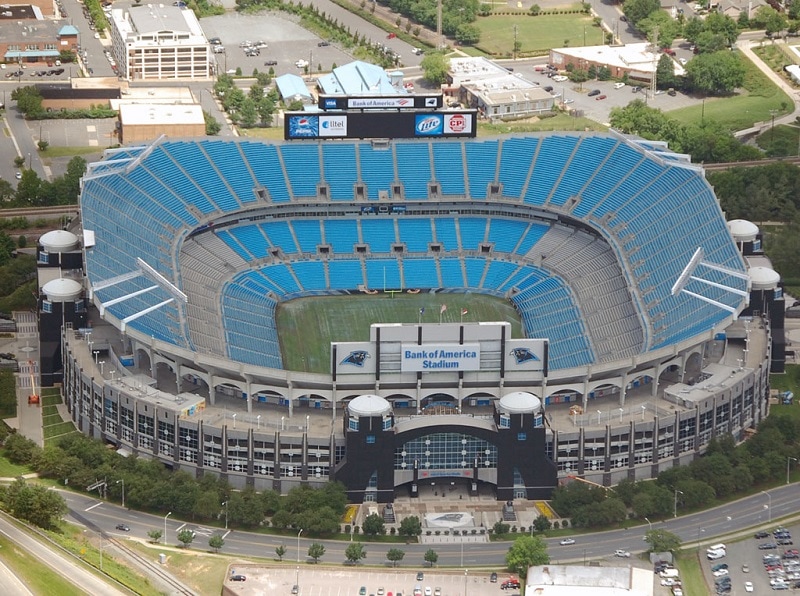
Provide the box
[61,483,800,568]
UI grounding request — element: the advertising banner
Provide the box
[400,343,481,372]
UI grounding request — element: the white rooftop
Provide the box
[449,56,513,85]
[554,43,685,76]
[118,103,204,126]
[526,565,654,595]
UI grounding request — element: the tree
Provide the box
[15,169,42,207]
[423,548,438,567]
[755,6,788,35]
[387,548,405,566]
[685,50,745,95]
[655,54,677,89]
[308,542,325,563]
[533,514,552,533]
[345,542,367,564]
[276,544,287,561]
[208,534,224,553]
[506,535,549,580]
[622,0,661,25]
[3,480,67,529]
[704,12,739,47]
[147,529,162,544]
[37,140,49,152]
[420,53,450,86]
[644,529,681,553]
[10,86,43,118]
[399,515,422,538]
[455,24,481,45]
[362,512,385,535]
[493,521,510,535]
[203,111,221,135]
[177,529,195,548]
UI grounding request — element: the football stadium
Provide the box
[43,131,780,503]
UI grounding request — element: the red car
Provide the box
[387,33,396,39]
[662,48,675,56]
[596,94,607,100]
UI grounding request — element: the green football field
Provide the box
[276,292,523,373]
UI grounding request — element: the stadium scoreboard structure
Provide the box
[286,92,476,140]
[332,322,548,383]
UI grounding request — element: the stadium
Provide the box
[46,131,777,503]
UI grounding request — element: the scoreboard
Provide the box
[284,110,477,140]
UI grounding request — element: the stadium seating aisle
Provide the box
[359,144,396,199]
[240,142,292,202]
[322,144,358,200]
[395,143,432,198]
[465,140,498,199]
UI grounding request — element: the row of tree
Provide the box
[550,410,800,528]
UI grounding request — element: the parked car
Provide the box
[587,89,601,97]
[756,532,771,539]
[614,550,631,557]
[760,543,779,550]
[264,60,278,66]
[230,575,246,582]
[744,581,754,592]
[712,563,729,572]
[713,568,730,578]
[613,82,625,89]
[317,41,330,47]
[596,95,607,100]
[490,573,498,583]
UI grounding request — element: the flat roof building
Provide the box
[526,565,654,596]
[108,3,212,81]
[550,43,684,82]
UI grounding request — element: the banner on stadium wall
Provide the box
[318,95,444,110]
[505,339,548,375]
[332,342,376,376]
[400,343,481,372]
[284,110,477,140]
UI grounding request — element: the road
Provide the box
[0,511,129,596]
[61,483,800,568]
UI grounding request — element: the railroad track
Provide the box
[0,205,79,219]
[702,156,800,171]
[109,537,198,596]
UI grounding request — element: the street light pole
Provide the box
[116,479,124,508]
[297,528,303,563]
[787,456,797,485]
[464,569,468,596]
[222,501,228,530]
[761,491,771,523]
[673,489,683,518]
[644,517,652,531]
[164,511,172,545]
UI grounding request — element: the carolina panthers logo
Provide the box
[341,350,370,367]
[510,347,539,364]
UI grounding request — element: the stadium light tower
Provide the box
[671,247,750,314]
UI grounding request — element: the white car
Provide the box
[661,578,680,586]
[679,57,687,65]
[424,588,432,596]
[552,75,568,82]
[15,171,22,180]
[613,82,625,89]
[614,550,631,557]
[744,582,754,592]
[713,568,729,577]
[295,59,309,68]
[560,538,576,545]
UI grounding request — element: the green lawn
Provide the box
[129,542,231,596]
[47,523,162,596]
[276,293,522,373]
[43,421,77,440]
[0,531,86,596]
[0,454,31,477]
[665,52,793,131]
[40,146,105,159]
[475,14,598,57]
[478,113,608,135]
[770,364,800,396]
[675,551,707,596]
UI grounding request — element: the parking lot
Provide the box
[222,565,510,596]
[700,523,800,594]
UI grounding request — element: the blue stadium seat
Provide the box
[360,219,397,252]
[228,225,269,259]
[434,218,458,250]
[458,218,488,250]
[498,137,538,199]
[262,221,299,255]
[358,144,395,200]
[439,258,465,287]
[322,143,358,200]
[402,258,439,288]
[396,143,432,199]
[200,140,258,204]
[432,143,466,195]
[292,220,322,254]
[166,142,241,212]
[329,260,365,289]
[323,220,358,254]
[240,142,292,203]
[366,259,401,290]
[465,140,498,199]
[398,219,433,252]
[488,219,529,253]
[281,144,320,197]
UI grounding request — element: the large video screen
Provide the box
[284,110,477,140]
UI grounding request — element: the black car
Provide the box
[543,86,553,92]
[779,539,794,545]
[756,531,770,539]
[490,572,498,583]
[318,41,330,47]
[588,89,601,97]
[115,524,130,531]
[209,37,221,45]
[264,60,278,66]
[230,574,246,581]
[759,542,778,550]
[416,572,424,581]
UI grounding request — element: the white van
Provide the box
[707,543,726,553]
[707,549,726,560]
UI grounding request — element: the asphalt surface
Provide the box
[62,483,800,568]
[0,511,128,596]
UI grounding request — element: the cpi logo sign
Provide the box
[415,114,443,136]
[444,113,472,135]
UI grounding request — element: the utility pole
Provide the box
[513,25,518,60]
[437,0,443,49]
[650,27,659,101]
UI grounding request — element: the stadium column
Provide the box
[582,377,590,411]
[244,375,253,413]
[209,379,217,405]
[620,371,628,406]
